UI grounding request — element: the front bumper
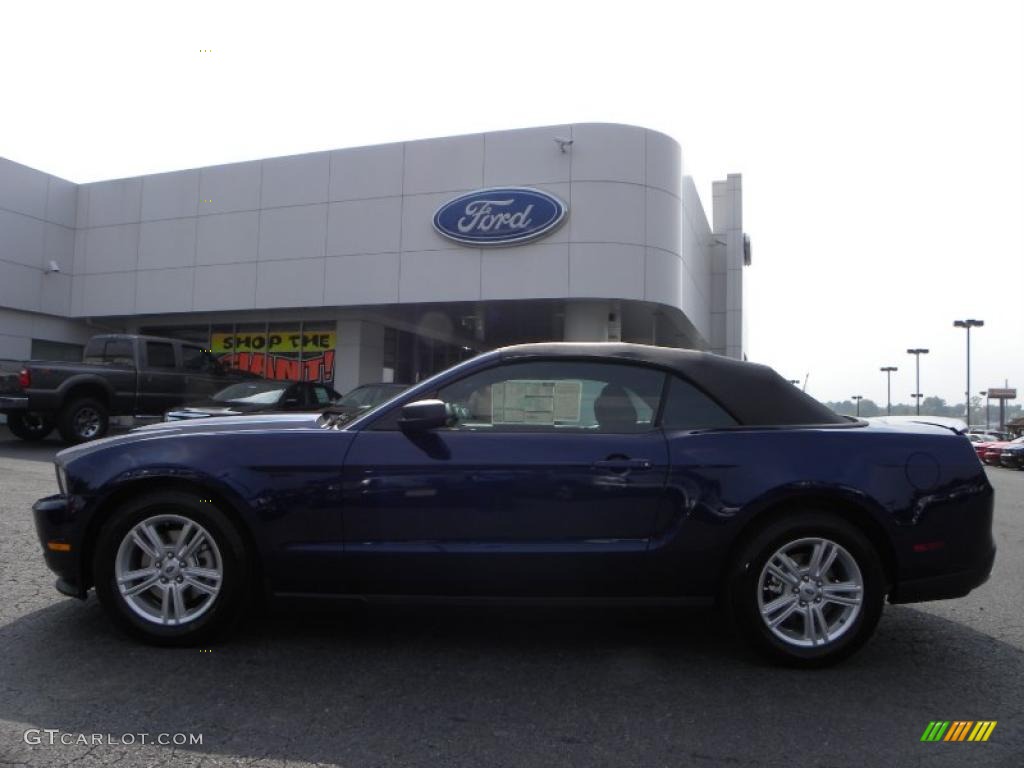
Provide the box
[32,494,88,599]
[889,545,996,604]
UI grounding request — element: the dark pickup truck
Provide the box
[0,334,257,444]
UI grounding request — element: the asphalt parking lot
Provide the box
[0,428,1021,768]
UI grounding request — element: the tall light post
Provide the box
[953,319,984,425]
[851,395,864,417]
[906,348,929,415]
[981,390,990,430]
[880,366,898,415]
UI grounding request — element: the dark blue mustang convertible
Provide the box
[32,343,995,666]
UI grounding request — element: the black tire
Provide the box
[93,491,250,646]
[6,411,55,441]
[57,397,109,444]
[725,511,885,668]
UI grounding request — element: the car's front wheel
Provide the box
[93,491,249,645]
[727,512,885,667]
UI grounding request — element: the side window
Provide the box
[312,385,333,405]
[145,342,177,370]
[436,360,665,433]
[660,375,737,430]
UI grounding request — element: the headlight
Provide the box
[55,463,67,496]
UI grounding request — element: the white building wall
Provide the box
[711,173,746,359]
[2,124,744,358]
[0,158,93,358]
[63,124,717,333]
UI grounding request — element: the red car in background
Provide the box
[979,436,1024,465]
[971,438,997,462]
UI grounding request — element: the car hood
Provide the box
[56,412,325,465]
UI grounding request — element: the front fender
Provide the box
[63,427,356,595]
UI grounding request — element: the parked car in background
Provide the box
[999,441,1024,470]
[321,382,410,423]
[972,439,1001,461]
[164,381,342,421]
[0,335,256,444]
[981,436,1024,466]
[968,429,1009,443]
[33,343,995,667]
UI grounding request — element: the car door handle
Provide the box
[592,458,653,472]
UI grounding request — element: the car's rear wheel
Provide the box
[93,491,249,645]
[57,397,109,444]
[726,512,885,667]
[6,411,54,441]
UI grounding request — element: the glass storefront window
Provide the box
[300,321,336,384]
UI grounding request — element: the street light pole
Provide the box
[953,319,984,426]
[981,390,989,430]
[880,366,897,416]
[906,348,929,415]
[851,395,863,417]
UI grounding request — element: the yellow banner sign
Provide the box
[211,331,335,354]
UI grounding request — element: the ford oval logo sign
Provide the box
[433,187,567,246]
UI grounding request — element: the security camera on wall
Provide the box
[46,260,61,273]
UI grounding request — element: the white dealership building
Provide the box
[0,123,748,391]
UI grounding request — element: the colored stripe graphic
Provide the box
[921,720,996,742]
[972,722,997,742]
[921,721,949,741]
[945,721,972,741]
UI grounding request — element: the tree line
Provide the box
[825,395,1022,423]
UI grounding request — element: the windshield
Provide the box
[322,382,418,429]
[212,382,288,404]
[337,385,404,408]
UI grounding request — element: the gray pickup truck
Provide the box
[0,334,257,444]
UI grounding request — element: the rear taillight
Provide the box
[18,369,30,389]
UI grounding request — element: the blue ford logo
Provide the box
[433,187,568,246]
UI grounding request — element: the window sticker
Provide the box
[492,380,582,425]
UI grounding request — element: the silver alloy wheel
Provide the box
[756,536,864,649]
[114,514,223,627]
[73,406,102,438]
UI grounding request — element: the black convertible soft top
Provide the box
[498,342,846,426]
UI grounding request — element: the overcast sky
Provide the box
[3,0,1021,406]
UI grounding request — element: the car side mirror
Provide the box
[398,399,452,432]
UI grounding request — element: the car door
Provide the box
[138,340,185,414]
[340,359,671,596]
[85,337,140,414]
[649,374,741,595]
